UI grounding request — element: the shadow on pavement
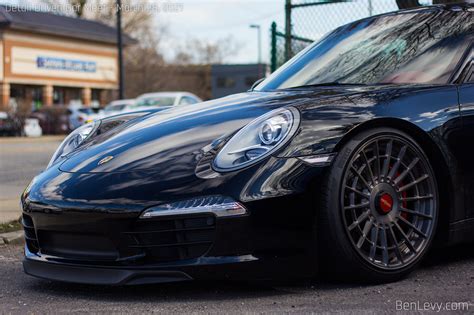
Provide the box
[423,242,474,266]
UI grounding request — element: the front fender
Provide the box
[279,85,460,158]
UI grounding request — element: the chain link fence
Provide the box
[270,0,432,72]
[270,22,313,72]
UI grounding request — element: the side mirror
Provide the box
[249,78,265,91]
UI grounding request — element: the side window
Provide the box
[384,35,470,84]
[179,96,198,105]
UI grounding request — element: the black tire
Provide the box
[318,127,439,283]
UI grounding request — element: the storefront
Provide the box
[0,5,134,111]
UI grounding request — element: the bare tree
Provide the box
[173,36,241,65]
[70,0,87,17]
[40,0,86,17]
[40,0,163,44]
[86,0,162,45]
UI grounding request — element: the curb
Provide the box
[0,230,24,245]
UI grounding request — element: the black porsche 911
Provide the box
[22,4,473,285]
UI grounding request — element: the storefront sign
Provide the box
[37,56,97,73]
[12,46,116,83]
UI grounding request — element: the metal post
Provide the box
[257,26,261,65]
[284,0,292,61]
[270,22,277,73]
[116,0,124,100]
[250,24,262,64]
[368,0,373,16]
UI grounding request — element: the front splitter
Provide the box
[23,258,193,285]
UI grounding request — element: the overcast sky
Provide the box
[156,0,286,64]
[1,0,434,65]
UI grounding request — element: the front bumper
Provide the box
[21,156,327,285]
[22,194,319,285]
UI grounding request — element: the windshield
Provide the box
[134,96,175,107]
[256,10,473,91]
[104,104,126,113]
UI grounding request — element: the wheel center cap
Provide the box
[377,193,393,214]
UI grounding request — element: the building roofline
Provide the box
[0,5,137,46]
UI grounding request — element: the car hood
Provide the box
[58,87,381,174]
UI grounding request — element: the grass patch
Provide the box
[0,218,22,233]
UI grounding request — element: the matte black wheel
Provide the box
[318,128,438,282]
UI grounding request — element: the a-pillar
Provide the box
[42,84,53,107]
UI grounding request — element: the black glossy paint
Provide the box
[22,5,474,284]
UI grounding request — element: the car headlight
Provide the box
[47,121,99,168]
[213,107,300,172]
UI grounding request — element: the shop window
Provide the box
[91,89,102,108]
[10,85,43,110]
[53,88,65,105]
[54,87,81,106]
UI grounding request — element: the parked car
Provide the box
[68,106,96,130]
[83,107,106,124]
[0,111,22,136]
[30,107,70,135]
[101,99,136,118]
[23,118,42,137]
[128,92,202,112]
[22,4,474,285]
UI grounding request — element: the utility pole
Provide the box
[116,0,124,99]
[368,0,373,16]
[284,0,292,61]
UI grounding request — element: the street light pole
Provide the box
[250,24,262,79]
[116,0,124,100]
[250,24,262,64]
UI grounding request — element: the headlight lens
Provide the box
[213,107,300,172]
[47,121,99,168]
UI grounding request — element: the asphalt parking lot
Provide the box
[0,243,472,313]
[0,136,63,223]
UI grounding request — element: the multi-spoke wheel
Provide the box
[318,128,438,282]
